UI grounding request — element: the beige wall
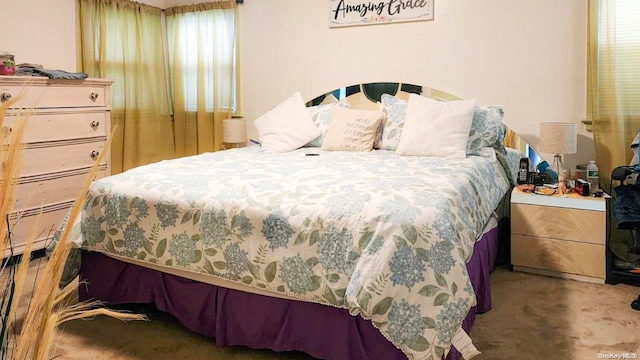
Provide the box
[1,0,77,71]
[239,0,591,168]
[0,0,163,71]
[0,0,591,168]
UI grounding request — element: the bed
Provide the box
[62,83,523,360]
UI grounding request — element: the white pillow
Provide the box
[395,94,477,159]
[321,106,384,151]
[253,92,321,153]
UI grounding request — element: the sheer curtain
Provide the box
[166,2,239,157]
[77,0,175,173]
[588,0,640,190]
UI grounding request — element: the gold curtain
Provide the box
[166,1,239,157]
[588,0,640,191]
[77,0,175,173]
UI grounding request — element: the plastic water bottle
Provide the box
[587,160,599,192]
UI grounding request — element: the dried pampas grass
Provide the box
[0,95,26,259]
[1,95,31,360]
[1,95,144,360]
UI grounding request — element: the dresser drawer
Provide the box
[511,234,605,279]
[5,202,71,257]
[19,140,107,177]
[3,110,108,144]
[14,168,107,210]
[0,77,110,109]
[511,203,605,245]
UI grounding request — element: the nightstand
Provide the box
[510,187,608,283]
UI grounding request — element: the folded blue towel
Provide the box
[32,68,88,80]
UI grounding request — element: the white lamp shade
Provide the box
[539,122,577,154]
[223,118,247,144]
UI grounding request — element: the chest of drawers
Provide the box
[1,76,112,258]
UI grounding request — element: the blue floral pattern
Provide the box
[81,216,103,247]
[104,195,130,227]
[317,225,355,273]
[389,245,426,288]
[223,243,249,280]
[69,146,516,360]
[200,209,230,248]
[279,254,316,295]
[466,106,506,156]
[378,93,408,150]
[387,299,428,348]
[262,211,294,250]
[156,202,179,229]
[168,231,196,267]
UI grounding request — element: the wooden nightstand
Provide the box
[510,187,608,283]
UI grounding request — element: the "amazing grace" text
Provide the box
[332,0,429,20]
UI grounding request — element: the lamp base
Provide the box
[552,154,571,184]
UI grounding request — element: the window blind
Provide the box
[595,0,640,117]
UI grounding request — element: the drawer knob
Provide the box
[90,150,100,160]
[0,92,11,102]
[2,126,12,135]
[90,121,100,129]
[90,93,99,101]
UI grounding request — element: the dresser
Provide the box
[1,76,112,258]
[510,187,608,283]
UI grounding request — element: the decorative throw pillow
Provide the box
[466,105,506,155]
[377,93,408,151]
[395,94,476,159]
[305,102,350,147]
[371,111,386,150]
[321,106,384,151]
[253,92,321,153]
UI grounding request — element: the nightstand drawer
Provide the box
[512,203,605,245]
[511,234,605,279]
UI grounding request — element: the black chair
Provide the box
[611,166,640,311]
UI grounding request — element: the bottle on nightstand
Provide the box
[587,160,600,192]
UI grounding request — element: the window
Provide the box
[595,0,640,117]
[167,7,238,114]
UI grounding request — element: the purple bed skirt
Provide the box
[79,226,499,360]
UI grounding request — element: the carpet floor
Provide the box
[9,259,640,359]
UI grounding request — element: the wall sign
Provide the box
[329,0,434,28]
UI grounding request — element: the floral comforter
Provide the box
[72,146,513,360]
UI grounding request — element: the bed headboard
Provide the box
[306,82,461,109]
[306,82,534,159]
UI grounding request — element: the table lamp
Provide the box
[539,122,577,183]
[222,118,247,148]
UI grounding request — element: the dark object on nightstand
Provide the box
[527,172,545,186]
[575,179,591,196]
